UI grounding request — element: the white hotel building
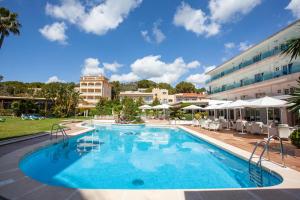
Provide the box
[206,20,300,125]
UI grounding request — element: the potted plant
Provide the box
[290,129,300,157]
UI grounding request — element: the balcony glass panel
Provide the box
[206,44,288,84]
[208,63,300,95]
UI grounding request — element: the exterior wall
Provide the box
[78,75,112,108]
[152,88,169,104]
[119,92,153,104]
[174,93,207,103]
[206,20,300,101]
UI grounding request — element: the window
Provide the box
[240,79,245,86]
[282,65,288,75]
[275,67,280,71]
[290,87,295,94]
[253,53,262,62]
[81,89,87,92]
[88,83,94,86]
[284,89,289,95]
[254,73,264,82]
[241,95,247,100]
[288,63,293,74]
[221,85,226,91]
[81,83,87,86]
[95,89,101,93]
[95,82,102,86]
[87,96,94,99]
[255,93,266,98]
[162,92,167,95]
[277,89,281,94]
[88,89,94,93]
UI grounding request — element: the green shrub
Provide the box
[194,113,201,120]
[290,130,300,148]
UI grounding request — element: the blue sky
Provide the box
[1,0,300,87]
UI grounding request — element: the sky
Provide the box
[1,0,300,87]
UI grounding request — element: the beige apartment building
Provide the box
[78,75,112,108]
[119,88,207,105]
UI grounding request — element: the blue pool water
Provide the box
[20,125,282,189]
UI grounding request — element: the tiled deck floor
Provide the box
[184,126,300,172]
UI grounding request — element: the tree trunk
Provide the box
[0,33,4,49]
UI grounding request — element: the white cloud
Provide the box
[173,2,220,37]
[224,42,235,49]
[187,60,201,68]
[209,0,261,23]
[141,21,166,44]
[186,65,216,85]
[46,76,65,83]
[46,0,85,24]
[46,0,142,35]
[239,41,253,51]
[110,72,139,82]
[141,30,151,43]
[173,0,261,37]
[81,58,104,76]
[286,0,300,19]
[103,61,123,72]
[152,21,166,44]
[39,22,68,44]
[110,55,200,84]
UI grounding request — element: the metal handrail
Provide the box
[249,135,285,168]
[249,140,267,168]
[265,135,285,167]
[50,123,69,141]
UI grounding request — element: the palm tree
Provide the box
[0,7,21,49]
[282,37,300,61]
[282,33,300,117]
[288,78,300,116]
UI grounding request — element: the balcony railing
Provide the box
[208,64,300,95]
[206,44,288,84]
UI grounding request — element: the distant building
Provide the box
[119,88,207,105]
[119,89,153,104]
[174,93,206,103]
[78,75,112,108]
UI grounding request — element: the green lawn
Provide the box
[0,116,89,140]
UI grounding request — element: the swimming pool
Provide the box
[19,124,282,189]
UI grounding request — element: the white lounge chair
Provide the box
[251,122,264,134]
[209,122,222,131]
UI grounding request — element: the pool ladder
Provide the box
[248,135,285,187]
[50,123,69,142]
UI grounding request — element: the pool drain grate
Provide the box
[132,179,144,186]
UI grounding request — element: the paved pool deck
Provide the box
[0,122,300,200]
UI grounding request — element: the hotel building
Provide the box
[78,75,112,108]
[206,21,300,100]
[206,20,300,125]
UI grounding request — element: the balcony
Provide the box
[206,44,288,84]
[208,64,300,95]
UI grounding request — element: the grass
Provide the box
[0,116,91,140]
